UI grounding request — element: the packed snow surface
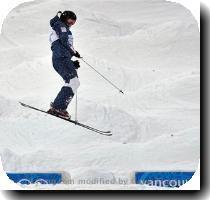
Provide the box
[0,0,199,189]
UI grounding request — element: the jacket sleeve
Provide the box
[50,16,76,55]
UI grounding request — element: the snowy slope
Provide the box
[0,0,199,189]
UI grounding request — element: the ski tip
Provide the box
[119,90,124,94]
[105,130,111,134]
[105,131,112,136]
[19,102,29,108]
[19,101,24,106]
[105,134,112,136]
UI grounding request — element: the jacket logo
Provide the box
[61,27,67,32]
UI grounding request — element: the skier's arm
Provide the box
[53,22,71,51]
[50,15,60,28]
[50,16,76,56]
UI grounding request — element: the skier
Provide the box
[48,11,81,119]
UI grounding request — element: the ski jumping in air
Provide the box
[20,10,125,136]
[47,11,81,119]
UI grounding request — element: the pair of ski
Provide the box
[19,102,112,136]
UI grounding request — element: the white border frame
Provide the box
[0,0,201,193]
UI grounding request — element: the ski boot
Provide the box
[47,103,71,119]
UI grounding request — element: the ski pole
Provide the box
[80,57,124,94]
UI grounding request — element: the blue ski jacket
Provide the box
[49,15,76,59]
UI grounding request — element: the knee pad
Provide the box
[64,77,80,94]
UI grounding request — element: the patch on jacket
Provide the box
[61,27,67,32]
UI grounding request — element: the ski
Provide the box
[19,102,112,136]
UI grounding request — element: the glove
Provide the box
[73,60,80,69]
[74,51,81,58]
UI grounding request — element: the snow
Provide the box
[0,0,199,189]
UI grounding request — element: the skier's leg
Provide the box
[52,77,80,110]
[51,58,80,111]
